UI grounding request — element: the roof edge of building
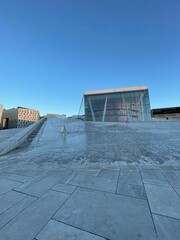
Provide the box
[3,107,40,113]
[17,106,39,111]
[84,85,148,96]
[152,106,180,110]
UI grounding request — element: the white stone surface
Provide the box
[37,219,105,240]
[0,117,45,156]
[0,195,36,229]
[117,183,147,199]
[70,174,117,193]
[0,190,26,214]
[54,189,157,240]
[98,169,119,179]
[162,170,180,188]
[153,214,180,240]
[0,179,21,195]
[145,184,180,219]
[0,128,23,143]
[52,183,76,194]
[0,190,69,240]
[0,118,180,240]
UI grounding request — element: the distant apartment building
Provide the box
[0,104,3,129]
[2,107,40,129]
[84,86,151,122]
[152,107,180,120]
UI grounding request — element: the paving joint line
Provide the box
[139,169,158,238]
[50,185,78,195]
[64,169,83,184]
[51,218,108,240]
[0,194,37,230]
[12,189,39,199]
[0,194,27,218]
[51,186,78,219]
[115,161,121,194]
[34,186,78,239]
[116,192,147,200]
[70,184,116,195]
[73,185,149,200]
[160,169,180,197]
[152,212,180,221]
[5,177,24,184]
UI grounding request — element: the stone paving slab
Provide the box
[7,168,48,178]
[141,170,166,181]
[5,174,32,183]
[97,169,119,179]
[117,183,147,199]
[142,178,171,187]
[0,190,69,240]
[141,170,171,187]
[162,170,180,188]
[175,188,180,197]
[0,190,26,215]
[15,170,51,192]
[0,179,21,195]
[36,219,105,240]
[58,170,82,184]
[119,161,138,170]
[49,170,73,178]
[0,119,180,240]
[83,169,100,176]
[54,188,157,240]
[70,174,117,193]
[20,175,63,197]
[153,214,180,240]
[119,170,143,186]
[0,195,36,229]
[52,183,77,194]
[145,184,180,219]
[75,186,110,195]
[172,170,180,179]
[0,171,12,179]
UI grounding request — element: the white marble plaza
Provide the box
[0,118,180,239]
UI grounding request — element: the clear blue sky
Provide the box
[0,0,180,116]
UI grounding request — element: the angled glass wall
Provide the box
[84,89,151,122]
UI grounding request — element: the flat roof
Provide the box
[17,106,39,111]
[84,86,148,96]
[152,106,180,111]
[152,106,180,114]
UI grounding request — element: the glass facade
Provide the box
[84,89,151,122]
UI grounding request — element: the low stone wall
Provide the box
[0,117,46,157]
